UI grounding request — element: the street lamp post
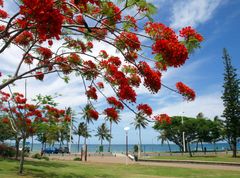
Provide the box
[124,126,130,165]
[181,112,186,153]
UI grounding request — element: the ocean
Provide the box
[8,142,240,153]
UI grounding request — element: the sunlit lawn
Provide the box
[146,154,240,163]
[1,158,240,178]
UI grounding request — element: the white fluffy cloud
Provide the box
[170,0,222,30]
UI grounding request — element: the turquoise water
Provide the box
[10,142,240,153]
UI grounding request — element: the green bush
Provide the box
[73,157,82,161]
[42,156,49,161]
[31,153,41,159]
[0,144,16,157]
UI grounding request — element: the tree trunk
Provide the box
[201,141,203,151]
[195,141,199,152]
[78,135,80,153]
[31,135,33,152]
[101,138,103,146]
[188,141,192,157]
[19,137,26,174]
[167,140,172,156]
[138,127,142,158]
[232,139,237,158]
[108,121,112,152]
[15,138,20,160]
[84,136,87,161]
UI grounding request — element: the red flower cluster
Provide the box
[176,82,196,101]
[108,56,121,67]
[87,109,99,120]
[0,9,8,19]
[137,104,152,116]
[86,86,98,100]
[128,74,141,87]
[115,32,140,51]
[35,71,44,81]
[0,25,5,32]
[104,107,119,120]
[0,0,3,7]
[125,51,138,62]
[19,0,64,41]
[154,114,171,124]
[179,26,203,42]
[14,31,33,46]
[124,15,137,31]
[152,39,188,67]
[99,50,108,58]
[106,2,121,22]
[68,53,81,64]
[72,0,100,12]
[138,61,161,93]
[96,82,104,89]
[37,47,52,59]
[107,97,124,110]
[82,60,98,80]
[2,117,9,124]
[118,84,136,103]
[23,54,34,64]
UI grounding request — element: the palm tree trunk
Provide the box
[201,141,203,151]
[101,138,103,146]
[188,141,192,157]
[31,135,33,151]
[19,136,26,174]
[138,127,142,158]
[195,141,199,152]
[108,121,112,152]
[78,135,80,153]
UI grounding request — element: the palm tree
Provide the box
[132,113,148,158]
[95,123,111,147]
[74,122,86,152]
[106,117,120,152]
[157,131,172,155]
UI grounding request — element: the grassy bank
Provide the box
[1,158,240,178]
[145,154,240,163]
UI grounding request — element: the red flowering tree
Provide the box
[0,91,70,173]
[0,0,203,170]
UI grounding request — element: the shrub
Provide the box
[42,156,49,161]
[73,157,81,161]
[0,144,16,157]
[31,153,41,159]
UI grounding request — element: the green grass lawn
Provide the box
[1,158,240,178]
[146,154,240,163]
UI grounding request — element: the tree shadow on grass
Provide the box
[25,160,66,168]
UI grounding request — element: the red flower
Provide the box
[86,86,98,100]
[35,71,44,81]
[104,107,119,120]
[0,0,3,7]
[0,25,5,32]
[152,39,188,68]
[124,15,137,31]
[118,84,136,103]
[108,56,121,67]
[179,26,203,42]
[0,9,8,19]
[37,47,52,59]
[68,53,81,64]
[88,109,99,120]
[96,82,104,89]
[2,117,9,124]
[154,114,171,124]
[20,0,64,41]
[115,32,141,51]
[23,54,34,64]
[138,61,161,93]
[99,50,108,58]
[107,97,124,110]
[137,104,152,116]
[14,31,33,46]
[86,41,93,49]
[176,82,196,101]
[64,115,71,122]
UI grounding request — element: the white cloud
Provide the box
[154,92,224,119]
[170,0,222,30]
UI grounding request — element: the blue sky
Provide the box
[0,0,240,145]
